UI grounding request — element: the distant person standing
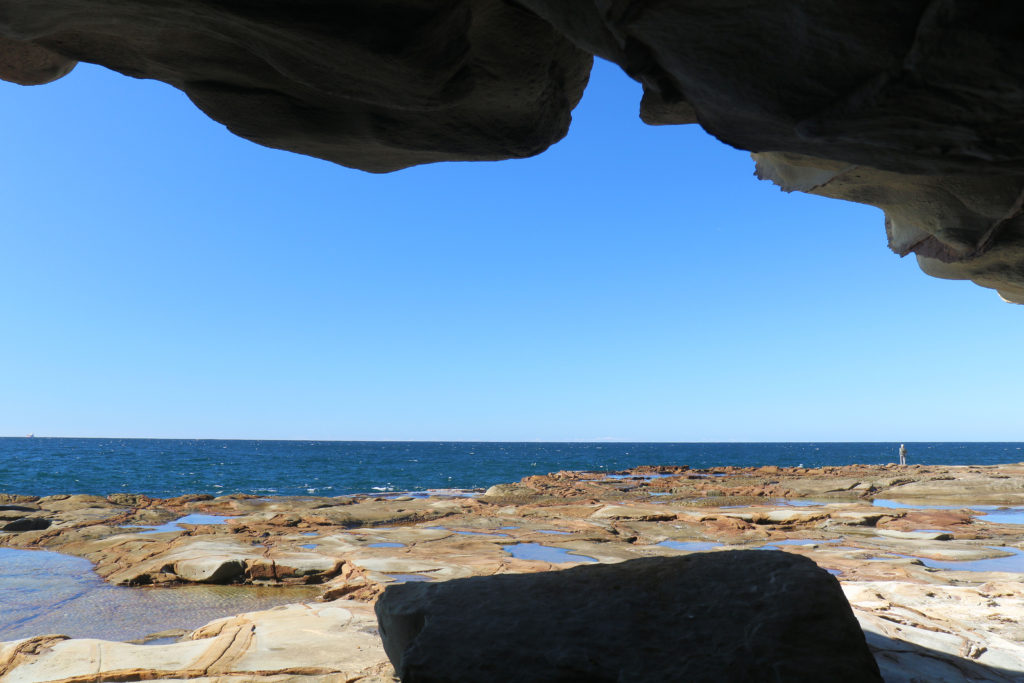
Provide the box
[899,443,907,466]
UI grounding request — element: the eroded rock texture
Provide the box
[4,2,1024,299]
[0,601,396,682]
[509,1,1024,303]
[0,1,591,173]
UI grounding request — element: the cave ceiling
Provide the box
[3,1,1023,301]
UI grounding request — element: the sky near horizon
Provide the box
[3,59,1023,442]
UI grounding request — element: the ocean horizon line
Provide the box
[2,436,1023,445]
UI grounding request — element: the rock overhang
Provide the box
[3,1,1024,301]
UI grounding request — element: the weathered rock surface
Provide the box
[846,581,1024,682]
[755,151,1024,303]
[0,33,74,85]
[8,464,1024,679]
[508,4,1024,303]
[0,0,590,173]
[376,551,881,682]
[6,3,1024,299]
[0,599,395,683]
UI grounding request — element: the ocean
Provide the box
[2,438,1023,498]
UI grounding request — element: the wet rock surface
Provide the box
[5,463,1024,679]
[376,551,880,682]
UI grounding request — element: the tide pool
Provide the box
[503,543,597,563]
[0,547,317,642]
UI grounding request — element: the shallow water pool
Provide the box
[870,499,1024,524]
[918,546,1024,573]
[503,543,597,564]
[425,526,509,537]
[130,513,234,535]
[871,499,972,511]
[0,547,317,643]
[760,539,841,549]
[607,473,676,480]
[385,573,433,582]
[772,499,831,507]
[976,509,1024,525]
[657,541,721,552]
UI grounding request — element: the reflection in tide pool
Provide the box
[424,526,508,537]
[0,548,317,642]
[773,499,831,507]
[607,473,675,480]
[871,499,969,510]
[504,543,597,563]
[657,541,721,552]
[131,513,233,535]
[760,539,841,549]
[918,546,1024,573]
[386,574,433,582]
[977,509,1024,525]
[870,499,1024,524]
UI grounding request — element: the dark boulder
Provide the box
[376,550,881,682]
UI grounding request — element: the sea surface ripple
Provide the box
[2,439,1022,498]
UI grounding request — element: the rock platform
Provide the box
[4,462,1024,681]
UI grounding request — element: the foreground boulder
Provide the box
[376,550,881,682]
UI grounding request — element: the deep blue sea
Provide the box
[1,439,1022,498]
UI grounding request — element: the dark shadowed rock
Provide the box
[375,551,881,682]
[520,2,1024,178]
[0,34,75,85]
[2,517,51,532]
[0,0,590,173]
[517,2,1024,303]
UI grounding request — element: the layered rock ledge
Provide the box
[5,463,1024,680]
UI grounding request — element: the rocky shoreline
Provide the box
[4,463,1024,681]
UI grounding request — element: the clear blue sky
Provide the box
[2,59,1022,441]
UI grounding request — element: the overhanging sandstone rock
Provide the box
[0,0,591,173]
[375,551,882,682]
[5,2,1024,300]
